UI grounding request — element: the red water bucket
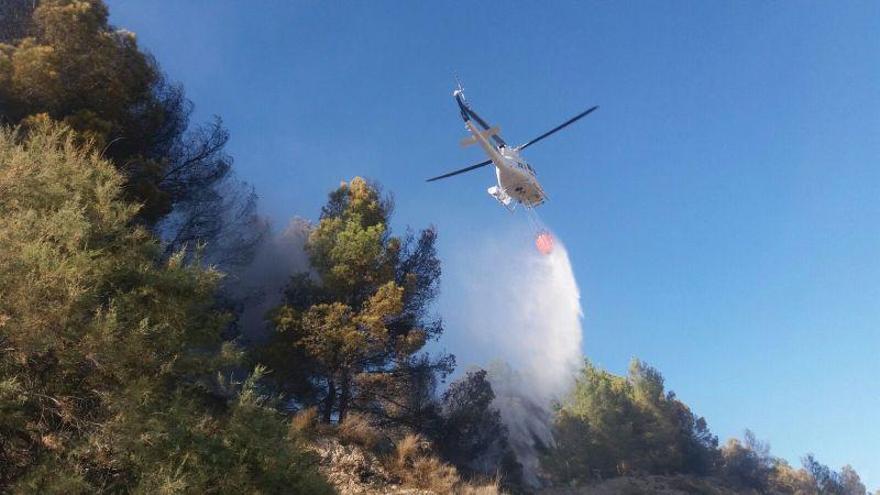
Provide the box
[535,231,554,255]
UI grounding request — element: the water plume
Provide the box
[448,231,584,485]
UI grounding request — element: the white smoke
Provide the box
[228,217,310,342]
[448,231,584,485]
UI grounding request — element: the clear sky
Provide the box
[108,1,879,487]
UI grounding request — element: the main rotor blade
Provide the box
[516,105,599,151]
[426,159,493,182]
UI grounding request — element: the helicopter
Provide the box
[427,86,598,211]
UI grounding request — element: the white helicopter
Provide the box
[427,86,598,211]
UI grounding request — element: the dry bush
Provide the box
[394,433,425,466]
[457,476,502,495]
[457,482,502,495]
[289,406,319,438]
[391,434,465,493]
[337,412,381,450]
[410,456,460,493]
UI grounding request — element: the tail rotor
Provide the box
[453,74,465,98]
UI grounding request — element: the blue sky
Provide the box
[108,1,879,486]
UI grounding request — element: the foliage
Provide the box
[542,360,872,494]
[767,459,818,494]
[264,177,454,425]
[542,359,719,483]
[431,370,523,487]
[718,431,773,490]
[290,406,321,439]
[0,123,330,493]
[392,434,460,493]
[800,454,866,495]
[717,435,869,494]
[0,4,873,494]
[387,433,503,494]
[0,0,263,266]
[337,412,383,451]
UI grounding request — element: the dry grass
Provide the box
[314,427,503,494]
[337,412,381,450]
[390,433,504,494]
[289,406,319,439]
[409,455,460,493]
[457,475,502,495]
[393,434,452,490]
[393,433,424,466]
[458,481,503,495]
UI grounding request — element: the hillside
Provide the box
[311,436,741,495]
[0,2,875,494]
[540,476,740,495]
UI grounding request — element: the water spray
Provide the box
[450,228,583,485]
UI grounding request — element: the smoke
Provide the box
[448,231,584,485]
[231,218,585,484]
[226,217,310,342]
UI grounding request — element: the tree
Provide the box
[0,0,263,267]
[431,370,522,486]
[800,455,868,495]
[719,431,774,490]
[622,360,719,475]
[839,465,868,495]
[0,123,330,492]
[542,361,641,482]
[266,177,453,424]
[542,359,718,483]
[803,454,847,494]
[542,359,875,493]
[768,459,818,495]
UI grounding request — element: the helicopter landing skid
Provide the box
[488,185,515,211]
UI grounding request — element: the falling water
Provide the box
[450,232,584,485]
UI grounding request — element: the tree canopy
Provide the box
[0,0,263,266]
[541,360,870,494]
[264,177,454,425]
[542,359,719,483]
[0,2,874,494]
[0,123,330,493]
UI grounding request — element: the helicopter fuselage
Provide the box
[464,119,546,209]
[427,88,595,209]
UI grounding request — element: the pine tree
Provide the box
[267,177,453,424]
[542,359,718,482]
[0,123,331,493]
[0,0,263,265]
